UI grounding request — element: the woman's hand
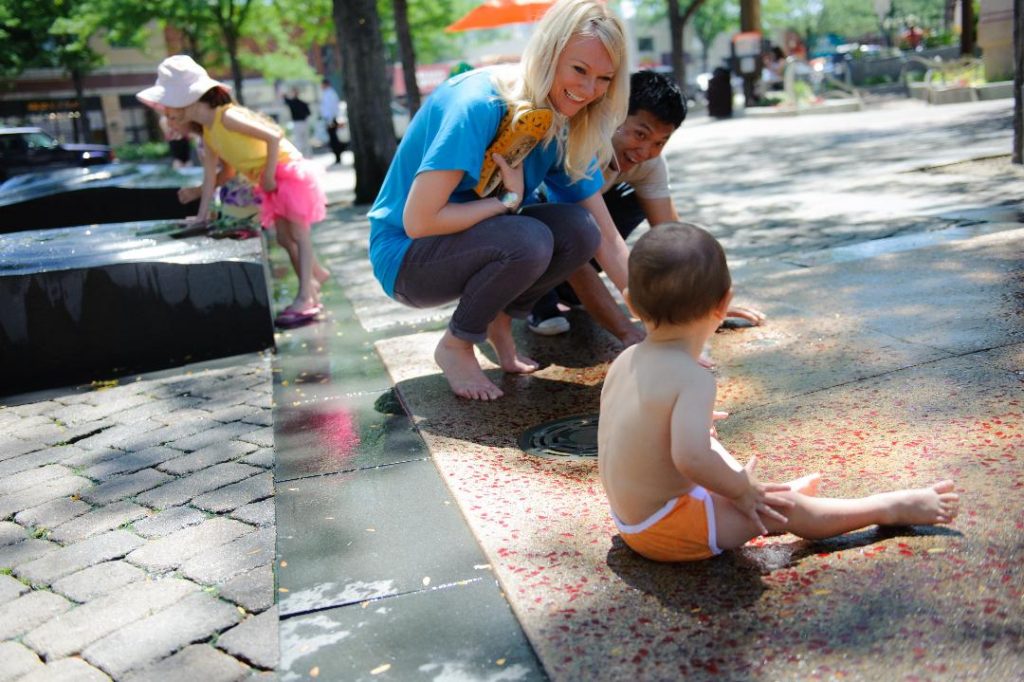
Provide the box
[491,152,524,199]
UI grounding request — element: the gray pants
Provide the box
[393,203,601,343]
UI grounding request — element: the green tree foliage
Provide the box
[693,0,738,71]
[239,0,332,83]
[376,0,474,65]
[816,0,878,41]
[0,0,103,84]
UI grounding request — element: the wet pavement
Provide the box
[0,97,1021,680]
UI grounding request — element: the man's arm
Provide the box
[636,195,679,226]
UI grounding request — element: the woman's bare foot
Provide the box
[434,331,503,400]
[880,480,959,526]
[487,313,539,374]
[285,294,320,314]
[787,473,821,497]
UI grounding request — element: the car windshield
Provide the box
[25,132,59,150]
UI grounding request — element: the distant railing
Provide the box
[900,55,986,104]
[781,59,862,109]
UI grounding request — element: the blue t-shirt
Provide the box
[368,69,604,297]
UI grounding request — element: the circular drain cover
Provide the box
[519,414,599,460]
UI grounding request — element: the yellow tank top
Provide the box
[202,104,300,184]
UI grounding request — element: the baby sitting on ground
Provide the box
[597,222,958,562]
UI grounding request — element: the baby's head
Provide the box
[627,222,731,328]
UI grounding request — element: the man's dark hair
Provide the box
[628,222,730,327]
[628,70,687,128]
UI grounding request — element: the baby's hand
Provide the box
[734,456,793,535]
[262,177,277,193]
[710,410,728,438]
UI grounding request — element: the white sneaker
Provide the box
[527,314,570,336]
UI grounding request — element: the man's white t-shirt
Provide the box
[601,154,671,199]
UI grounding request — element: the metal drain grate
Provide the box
[519,414,599,460]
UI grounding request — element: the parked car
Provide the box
[0,127,115,182]
[333,102,411,149]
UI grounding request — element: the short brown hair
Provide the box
[627,222,731,327]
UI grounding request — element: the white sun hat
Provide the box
[137,55,228,109]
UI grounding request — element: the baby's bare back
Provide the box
[598,343,713,525]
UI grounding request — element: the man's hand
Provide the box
[726,305,767,326]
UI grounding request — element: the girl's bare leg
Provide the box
[715,480,959,551]
[486,312,539,374]
[276,227,301,278]
[278,220,318,310]
[434,330,503,401]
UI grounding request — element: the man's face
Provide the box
[612,109,677,174]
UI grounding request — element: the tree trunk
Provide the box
[667,1,706,89]
[71,68,91,143]
[740,0,761,107]
[668,0,685,87]
[1014,0,1023,164]
[334,0,398,204]
[226,31,245,105]
[392,0,420,114]
[943,0,956,32]
[961,0,975,56]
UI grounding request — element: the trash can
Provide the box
[707,67,733,119]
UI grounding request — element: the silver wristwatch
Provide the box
[498,190,520,213]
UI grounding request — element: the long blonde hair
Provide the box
[492,0,628,182]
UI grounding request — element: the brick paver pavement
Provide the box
[0,355,277,680]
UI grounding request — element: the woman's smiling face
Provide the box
[548,33,615,118]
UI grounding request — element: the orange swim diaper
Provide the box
[612,486,721,562]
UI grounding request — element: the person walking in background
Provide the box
[138,55,331,328]
[368,0,632,401]
[320,78,343,164]
[283,87,312,157]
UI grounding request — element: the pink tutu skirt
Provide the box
[255,159,326,229]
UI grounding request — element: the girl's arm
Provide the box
[221,108,282,192]
[195,145,221,221]
[402,153,523,239]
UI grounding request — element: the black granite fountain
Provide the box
[0,165,275,396]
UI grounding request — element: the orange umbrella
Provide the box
[445,0,555,33]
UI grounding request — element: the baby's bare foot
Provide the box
[882,480,959,526]
[487,314,539,374]
[435,334,503,400]
[314,266,331,284]
[787,473,821,497]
